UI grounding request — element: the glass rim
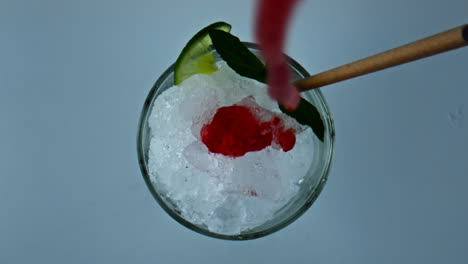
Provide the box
[137,42,335,240]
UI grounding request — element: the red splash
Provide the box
[201,105,296,157]
[255,0,300,110]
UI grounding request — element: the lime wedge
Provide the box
[174,22,232,84]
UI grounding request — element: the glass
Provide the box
[137,43,335,240]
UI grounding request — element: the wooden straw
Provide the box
[294,24,468,91]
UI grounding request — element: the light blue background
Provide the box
[1,0,467,263]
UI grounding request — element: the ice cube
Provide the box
[179,78,222,121]
[208,194,246,234]
[229,149,284,201]
[183,141,234,178]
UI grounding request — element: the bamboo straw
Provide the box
[294,24,468,91]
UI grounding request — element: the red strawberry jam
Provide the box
[200,105,296,157]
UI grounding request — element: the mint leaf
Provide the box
[209,30,267,83]
[210,29,325,141]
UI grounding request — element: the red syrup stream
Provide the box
[255,0,301,110]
